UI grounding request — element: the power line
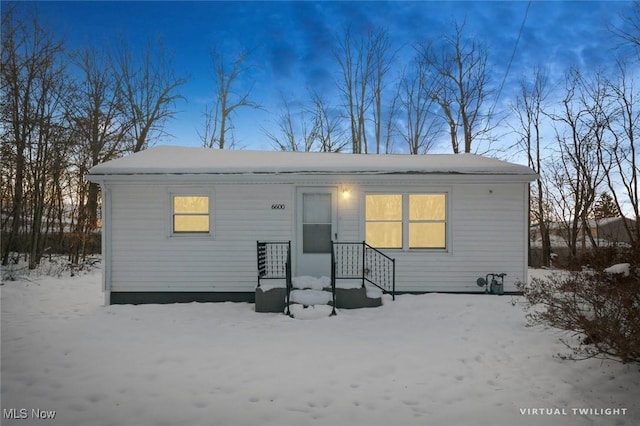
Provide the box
[489,0,532,117]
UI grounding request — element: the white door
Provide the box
[296,187,337,277]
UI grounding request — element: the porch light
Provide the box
[342,187,351,199]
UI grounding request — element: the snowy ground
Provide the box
[2,265,639,426]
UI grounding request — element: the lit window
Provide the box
[409,194,446,248]
[173,195,210,233]
[365,193,447,250]
[365,195,402,248]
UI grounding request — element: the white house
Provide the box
[88,146,537,306]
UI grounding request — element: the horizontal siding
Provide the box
[106,180,528,294]
[345,183,528,292]
[110,183,293,292]
[418,183,525,291]
[337,182,360,241]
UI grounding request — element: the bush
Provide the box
[568,244,637,271]
[519,263,640,364]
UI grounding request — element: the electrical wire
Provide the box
[489,0,532,117]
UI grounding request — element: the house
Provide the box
[530,217,637,248]
[529,217,637,267]
[87,146,537,308]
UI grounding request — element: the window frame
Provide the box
[364,193,403,249]
[408,193,447,249]
[169,189,214,237]
[364,191,449,251]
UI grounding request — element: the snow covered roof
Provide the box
[531,216,636,229]
[89,146,537,178]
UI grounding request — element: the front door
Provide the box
[296,187,337,277]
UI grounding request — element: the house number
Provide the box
[271,204,285,210]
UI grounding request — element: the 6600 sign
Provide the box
[271,204,285,210]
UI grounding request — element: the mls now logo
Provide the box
[3,408,56,420]
[3,409,28,419]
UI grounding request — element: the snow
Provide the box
[260,277,385,297]
[259,277,376,291]
[604,263,631,277]
[527,268,561,282]
[2,265,639,426]
[88,146,537,178]
[290,289,333,305]
[365,286,383,299]
[334,279,363,289]
[256,279,285,291]
[292,275,331,290]
[288,304,335,320]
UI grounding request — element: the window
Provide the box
[409,194,446,249]
[302,193,333,253]
[365,194,402,248]
[172,195,210,234]
[365,193,447,250]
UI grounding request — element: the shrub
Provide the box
[572,244,637,271]
[519,263,640,364]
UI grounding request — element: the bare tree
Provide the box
[611,0,640,53]
[1,8,71,268]
[200,47,261,149]
[200,102,222,149]
[0,7,28,265]
[416,20,492,153]
[264,92,348,153]
[68,47,130,263]
[601,61,640,248]
[335,26,370,153]
[546,69,607,258]
[510,67,552,265]
[335,27,398,154]
[398,59,443,154]
[114,40,186,152]
[607,4,640,251]
[369,30,396,154]
[310,91,349,153]
[264,96,317,152]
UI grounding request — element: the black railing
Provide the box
[329,248,338,316]
[257,241,292,314]
[285,245,292,316]
[331,241,395,300]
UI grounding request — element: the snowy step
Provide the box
[289,289,333,306]
[288,304,335,320]
[292,275,331,290]
[287,289,336,319]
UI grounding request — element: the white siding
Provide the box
[337,184,360,241]
[109,183,293,292]
[105,178,528,294]
[346,182,528,292]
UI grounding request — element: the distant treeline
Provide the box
[2,4,638,269]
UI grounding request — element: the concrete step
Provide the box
[254,284,383,313]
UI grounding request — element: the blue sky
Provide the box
[11,1,636,152]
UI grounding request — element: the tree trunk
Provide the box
[2,145,24,265]
[536,180,551,267]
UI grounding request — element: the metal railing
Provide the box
[331,241,395,300]
[329,249,338,316]
[257,241,292,314]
